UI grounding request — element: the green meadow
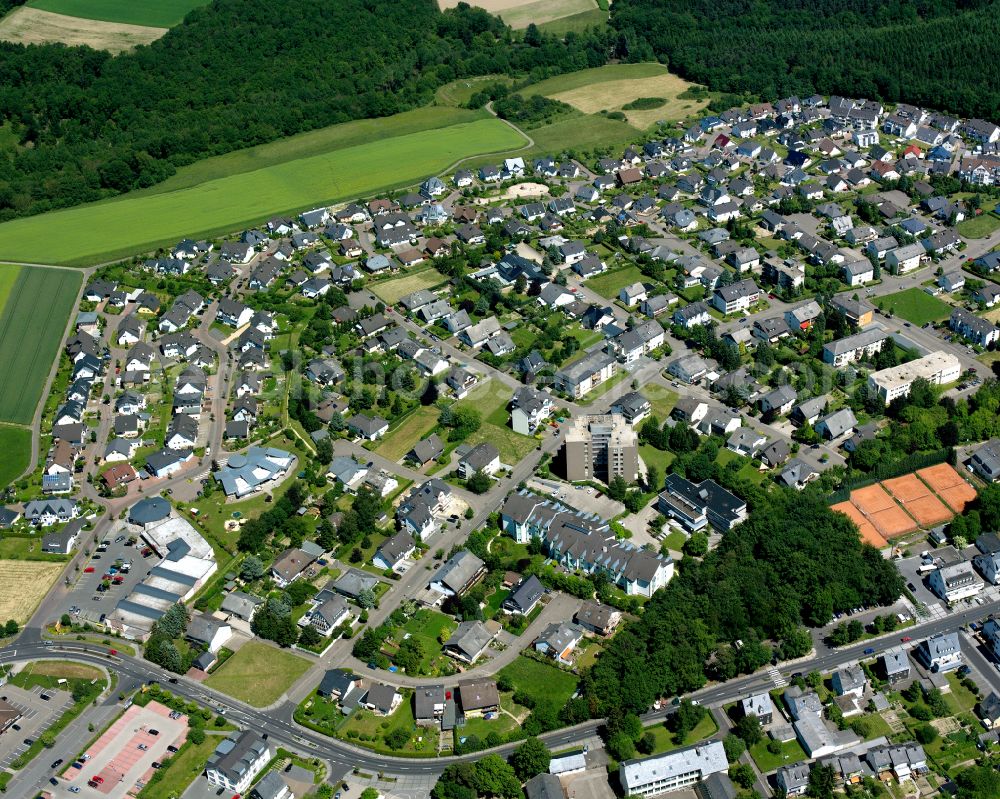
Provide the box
[26,0,209,27]
[0,116,526,266]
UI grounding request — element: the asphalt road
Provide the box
[2,593,997,793]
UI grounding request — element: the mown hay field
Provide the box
[0,560,65,624]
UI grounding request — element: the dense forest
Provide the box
[580,491,903,717]
[0,0,612,219]
[609,0,1000,119]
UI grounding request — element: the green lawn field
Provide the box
[0,267,81,425]
[0,117,526,266]
[0,424,32,489]
[204,641,310,706]
[584,264,647,299]
[878,287,953,326]
[375,406,440,463]
[27,0,208,27]
[498,656,578,715]
[956,212,1000,239]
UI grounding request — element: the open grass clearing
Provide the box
[956,213,1000,239]
[203,640,310,706]
[498,656,577,714]
[0,424,31,489]
[0,534,67,561]
[438,0,595,28]
[27,0,208,27]
[645,713,718,755]
[370,269,447,305]
[0,6,165,51]
[877,287,953,326]
[749,737,808,772]
[0,118,526,265]
[645,384,678,420]
[544,69,710,129]
[0,266,81,425]
[17,660,103,683]
[467,423,537,465]
[138,733,222,799]
[454,379,509,421]
[0,559,65,624]
[584,264,648,299]
[435,75,517,107]
[536,7,608,35]
[526,112,638,156]
[640,444,675,476]
[375,406,441,463]
[521,63,670,97]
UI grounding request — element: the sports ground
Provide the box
[832,463,977,548]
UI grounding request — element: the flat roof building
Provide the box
[562,413,638,484]
[867,351,961,404]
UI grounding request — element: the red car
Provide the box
[108,649,117,656]
[93,776,104,784]
[83,567,95,573]
[900,636,912,642]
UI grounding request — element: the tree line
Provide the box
[609,0,1000,120]
[0,0,615,221]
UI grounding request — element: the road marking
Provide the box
[767,667,787,687]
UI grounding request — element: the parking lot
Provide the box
[63,532,153,623]
[528,478,625,519]
[57,701,188,799]
[0,683,72,769]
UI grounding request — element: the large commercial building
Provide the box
[562,413,638,484]
[619,741,728,797]
[867,351,961,404]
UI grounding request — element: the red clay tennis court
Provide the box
[832,501,888,548]
[850,484,896,515]
[868,505,918,538]
[882,473,954,527]
[882,474,931,503]
[902,494,954,527]
[917,463,966,491]
[917,463,979,513]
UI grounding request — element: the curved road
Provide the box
[1,595,996,794]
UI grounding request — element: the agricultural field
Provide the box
[438,0,597,29]
[0,266,82,425]
[521,63,712,129]
[0,560,65,624]
[0,117,526,266]
[877,287,953,326]
[375,406,441,463]
[0,6,164,51]
[132,106,489,197]
[370,269,447,305]
[26,0,208,27]
[204,641,310,706]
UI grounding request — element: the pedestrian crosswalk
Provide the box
[768,667,787,687]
